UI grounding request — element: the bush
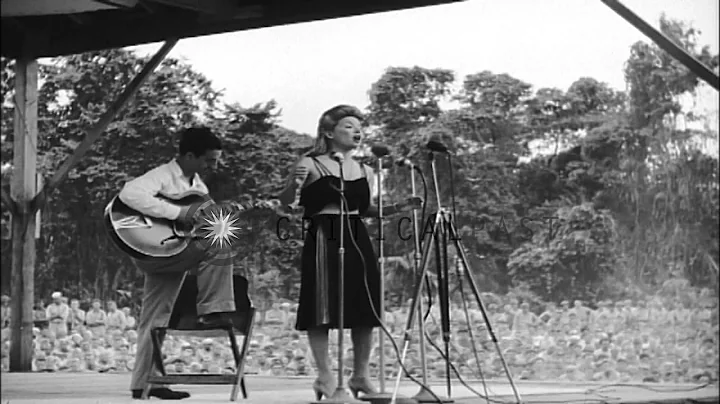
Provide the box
[507,203,616,302]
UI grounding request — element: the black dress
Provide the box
[294,157,381,331]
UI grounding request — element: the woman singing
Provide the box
[279,105,420,400]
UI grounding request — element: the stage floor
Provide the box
[1,373,718,404]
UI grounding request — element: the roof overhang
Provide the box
[1,0,464,59]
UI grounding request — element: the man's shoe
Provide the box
[197,312,234,329]
[131,387,190,400]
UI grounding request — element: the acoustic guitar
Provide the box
[104,190,280,260]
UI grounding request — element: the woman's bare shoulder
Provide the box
[362,163,374,177]
[295,156,314,167]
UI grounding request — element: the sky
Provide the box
[129,0,719,136]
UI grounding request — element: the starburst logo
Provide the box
[199,208,241,249]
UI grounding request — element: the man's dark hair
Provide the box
[178,127,222,157]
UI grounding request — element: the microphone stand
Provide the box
[408,163,434,403]
[377,157,386,395]
[428,151,452,400]
[390,152,452,404]
[361,157,413,404]
[314,154,362,404]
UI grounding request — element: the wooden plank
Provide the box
[1,373,719,403]
[9,57,38,372]
[147,374,238,385]
[31,39,177,212]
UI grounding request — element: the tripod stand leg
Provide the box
[447,220,524,404]
[390,214,452,404]
[434,216,452,399]
[411,296,434,403]
[452,256,491,400]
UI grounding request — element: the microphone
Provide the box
[331,151,344,163]
[426,136,448,153]
[395,157,414,168]
[371,143,391,158]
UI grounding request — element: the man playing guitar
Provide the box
[120,127,236,400]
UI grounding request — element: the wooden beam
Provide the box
[9,56,38,372]
[147,0,256,15]
[31,39,177,212]
[196,5,264,23]
[67,13,92,25]
[601,0,720,91]
[94,0,139,8]
[139,0,161,13]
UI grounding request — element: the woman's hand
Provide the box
[402,196,423,211]
[389,196,423,214]
[293,165,309,188]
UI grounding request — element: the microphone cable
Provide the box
[331,157,509,404]
[399,152,515,404]
[446,152,459,227]
[333,187,444,404]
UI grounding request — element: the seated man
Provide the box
[119,127,237,400]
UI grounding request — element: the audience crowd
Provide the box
[1,290,717,386]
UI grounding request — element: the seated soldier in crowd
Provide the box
[3,291,717,387]
[105,301,126,333]
[85,300,107,336]
[68,299,85,332]
[46,292,70,339]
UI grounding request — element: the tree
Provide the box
[1,49,222,303]
[507,203,617,302]
[204,100,313,304]
[455,71,532,146]
[611,15,719,292]
[366,66,455,142]
[624,14,719,130]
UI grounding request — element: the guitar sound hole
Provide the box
[175,222,193,233]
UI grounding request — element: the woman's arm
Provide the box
[362,163,421,217]
[363,164,392,217]
[278,157,312,206]
[364,202,404,218]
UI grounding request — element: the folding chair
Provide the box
[143,274,256,401]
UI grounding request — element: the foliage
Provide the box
[367,66,455,133]
[0,49,312,309]
[205,100,313,302]
[1,14,717,309]
[507,203,617,302]
[624,14,719,130]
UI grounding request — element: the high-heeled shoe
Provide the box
[313,378,337,400]
[347,377,377,398]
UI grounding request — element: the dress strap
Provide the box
[311,157,334,177]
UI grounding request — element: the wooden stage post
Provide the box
[8,39,176,371]
[9,56,38,372]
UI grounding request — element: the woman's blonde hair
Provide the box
[307,104,364,157]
